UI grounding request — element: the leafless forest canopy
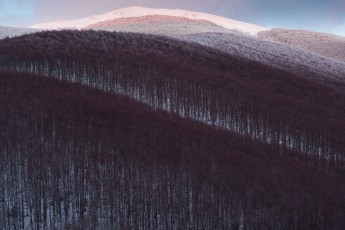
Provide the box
[0,26,40,40]
[182,32,345,81]
[259,28,345,63]
[1,30,345,229]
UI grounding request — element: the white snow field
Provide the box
[259,28,345,63]
[30,6,267,35]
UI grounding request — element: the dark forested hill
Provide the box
[1,30,345,161]
[1,30,345,229]
[1,70,345,229]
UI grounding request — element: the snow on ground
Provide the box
[30,6,267,35]
[0,26,40,39]
[259,28,345,63]
[86,15,232,36]
[180,32,345,81]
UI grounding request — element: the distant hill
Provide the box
[86,15,231,36]
[259,28,345,62]
[29,6,267,34]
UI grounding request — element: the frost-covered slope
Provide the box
[30,6,267,34]
[181,32,345,81]
[86,15,231,35]
[0,26,39,39]
[259,29,345,62]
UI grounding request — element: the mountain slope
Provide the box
[86,15,231,36]
[29,6,267,34]
[259,28,345,62]
[1,30,345,161]
[2,70,345,229]
[181,32,345,81]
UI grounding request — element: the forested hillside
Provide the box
[1,31,345,162]
[181,32,345,80]
[1,70,345,229]
[1,30,345,229]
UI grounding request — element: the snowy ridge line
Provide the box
[29,6,267,35]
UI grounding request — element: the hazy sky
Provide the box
[1,0,344,36]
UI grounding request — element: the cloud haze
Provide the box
[0,0,344,36]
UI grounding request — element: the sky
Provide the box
[0,0,344,36]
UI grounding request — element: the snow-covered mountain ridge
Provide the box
[30,6,267,35]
